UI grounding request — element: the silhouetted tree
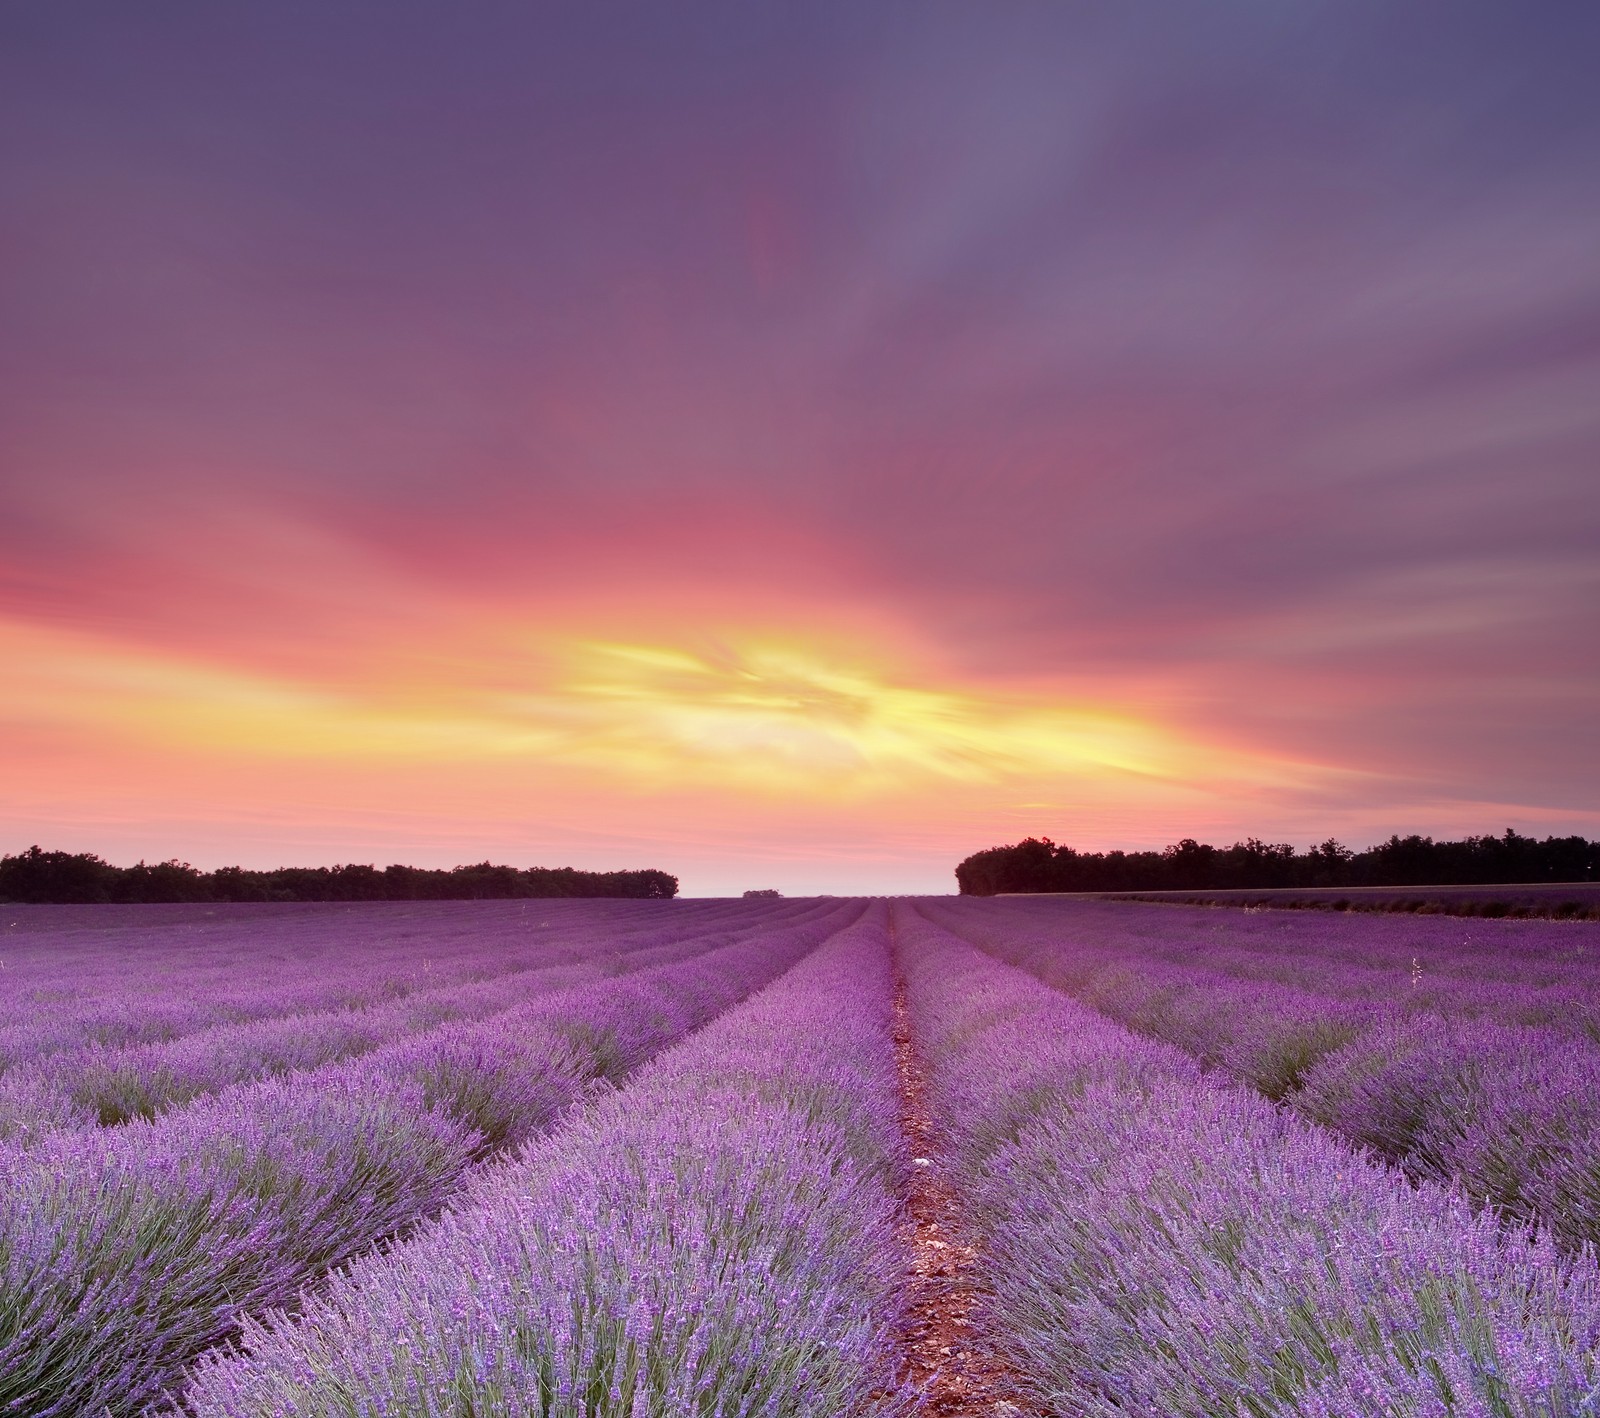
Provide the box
[955,830,1598,895]
[1,849,679,902]
[0,847,117,903]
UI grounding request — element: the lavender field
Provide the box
[3,896,1599,1415]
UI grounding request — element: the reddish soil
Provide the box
[888,942,1045,1416]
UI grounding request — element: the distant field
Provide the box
[1079,880,1600,918]
[5,896,1600,1414]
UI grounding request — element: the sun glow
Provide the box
[1,607,1350,895]
[0,613,1270,795]
[540,639,1181,792]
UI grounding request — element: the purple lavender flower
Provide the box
[1,900,850,1416]
[176,911,909,1418]
[898,905,1600,1417]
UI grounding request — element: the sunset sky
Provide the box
[3,3,1598,895]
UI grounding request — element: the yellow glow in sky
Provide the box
[1,614,1323,805]
[545,639,1182,791]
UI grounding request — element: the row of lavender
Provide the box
[1,900,857,1416]
[173,908,910,1417]
[0,897,763,1067]
[987,896,1600,1034]
[160,906,1600,1416]
[0,900,818,1140]
[898,907,1600,1415]
[928,896,1600,1256]
[14,894,1599,1416]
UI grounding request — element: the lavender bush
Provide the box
[0,1072,477,1418]
[0,958,597,1134]
[0,902,825,1139]
[898,906,1600,1417]
[0,897,782,1074]
[339,906,850,1153]
[931,895,1600,1039]
[1297,1015,1600,1250]
[929,896,1600,1251]
[0,906,842,1417]
[0,899,834,1138]
[175,911,909,1418]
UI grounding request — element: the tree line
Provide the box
[955,830,1599,896]
[0,847,678,903]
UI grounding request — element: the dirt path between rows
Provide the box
[888,912,1045,1417]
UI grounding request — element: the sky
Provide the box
[2,2,1598,896]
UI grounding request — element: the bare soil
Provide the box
[888,936,1045,1416]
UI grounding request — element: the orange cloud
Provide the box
[0,608,1339,834]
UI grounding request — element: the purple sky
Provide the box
[2,3,1597,893]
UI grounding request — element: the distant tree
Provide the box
[743,889,781,899]
[1161,838,1218,890]
[1303,839,1354,887]
[1215,838,1297,889]
[114,860,209,903]
[955,830,1598,895]
[1363,834,1441,886]
[3,849,680,903]
[0,847,117,903]
[208,866,275,902]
